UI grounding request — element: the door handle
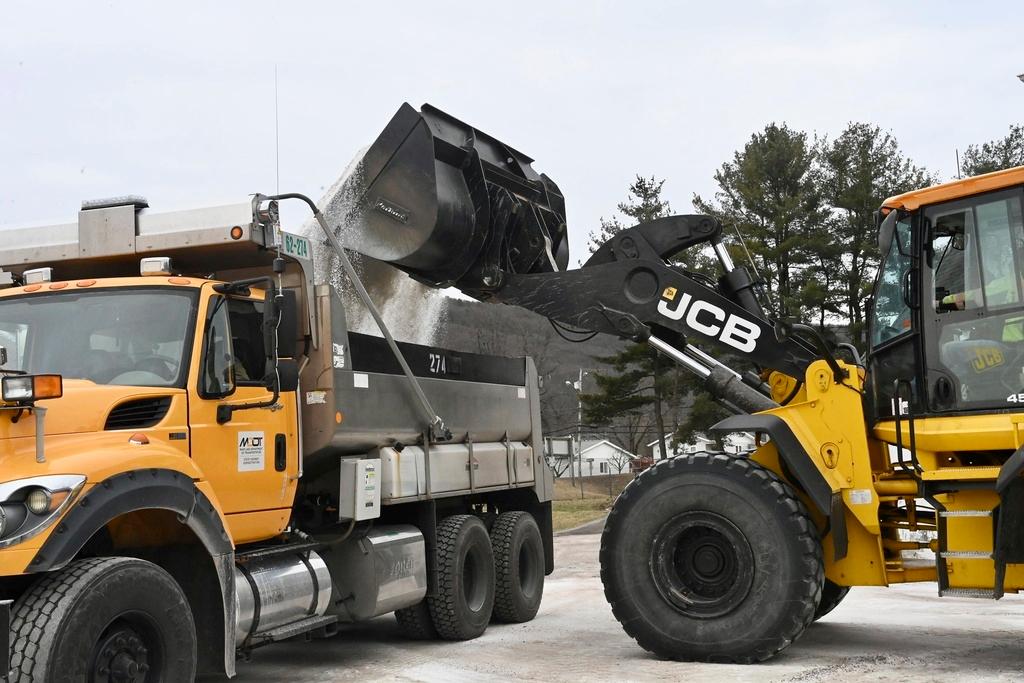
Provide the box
[274,434,287,472]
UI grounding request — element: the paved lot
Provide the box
[230,523,1024,682]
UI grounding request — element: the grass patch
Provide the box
[550,475,631,531]
[552,497,613,532]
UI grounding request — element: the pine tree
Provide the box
[816,123,934,344]
[693,123,825,321]
[582,175,681,459]
[961,124,1024,176]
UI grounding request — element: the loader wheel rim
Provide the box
[91,613,163,682]
[650,511,754,618]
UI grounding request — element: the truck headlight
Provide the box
[0,474,85,549]
[1,374,63,404]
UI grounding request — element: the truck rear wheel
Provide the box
[490,511,545,623]
[813,579,850,621]
[428,514,495,640]
[600,453,823,663]
[394,599,438,640]
[9,556,197,682]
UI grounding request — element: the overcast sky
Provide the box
[2,1,1022,264]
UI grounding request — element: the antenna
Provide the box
[955,147,961,179]
[275,65,280,194]
[732,223,762,282]
[732,222,775,313]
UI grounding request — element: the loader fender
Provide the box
[711,414,848,560]
[29,468,237,677]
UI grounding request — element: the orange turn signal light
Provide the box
[32,375,63,400]
[230,225,244,240]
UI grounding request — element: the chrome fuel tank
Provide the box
[234,550,332,646]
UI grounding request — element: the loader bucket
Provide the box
[333,103,569,292]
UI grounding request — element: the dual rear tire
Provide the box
[395,511,545,641]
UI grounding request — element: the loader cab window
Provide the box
[924,189,1024,411]
[870,216,914,347]
[867,214,921,419]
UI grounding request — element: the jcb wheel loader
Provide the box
[340,103,1024,662]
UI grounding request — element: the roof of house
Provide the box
[646,433,712,448]
[580,440,636,459]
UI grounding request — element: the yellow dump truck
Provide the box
[0,186,554,680]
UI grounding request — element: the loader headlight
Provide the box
[1,374,63,404]
[0,474,85,549]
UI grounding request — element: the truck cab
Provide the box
[0,196,553,681]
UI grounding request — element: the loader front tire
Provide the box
[9,556,197,682]
[813,579,850,621]
[600,453,823,663]
[427,514,495,640]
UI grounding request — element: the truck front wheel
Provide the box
[428,514,495,640]
[600,453,823,663]
[9,556,197,682]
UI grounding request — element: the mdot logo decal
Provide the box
[237,431,266,472]
[656,287,761,353]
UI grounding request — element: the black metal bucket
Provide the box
[335,103,568,293]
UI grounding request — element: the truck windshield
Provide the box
[0,289,196,388]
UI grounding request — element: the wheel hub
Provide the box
[92,622,152,682]
[650,511,755,618]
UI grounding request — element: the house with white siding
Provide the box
[647,432,757,460]
[547,438,637,478]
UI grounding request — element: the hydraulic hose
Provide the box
[262,192,450,440]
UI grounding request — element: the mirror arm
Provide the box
[216,380,280,424]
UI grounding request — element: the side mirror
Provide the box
[262,288,299,362]
[877,210,897,256]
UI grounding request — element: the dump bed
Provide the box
[300,283,547,504]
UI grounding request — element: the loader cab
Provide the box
[867,178,1024,421]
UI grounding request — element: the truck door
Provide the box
[188,289,300,543]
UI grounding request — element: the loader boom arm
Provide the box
[484,213,821,413]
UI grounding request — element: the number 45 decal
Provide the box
[1006,393,1024,403]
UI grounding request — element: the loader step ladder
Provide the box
[933,499,995,602]
[938,588,997,598]
[940,550,992,559]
